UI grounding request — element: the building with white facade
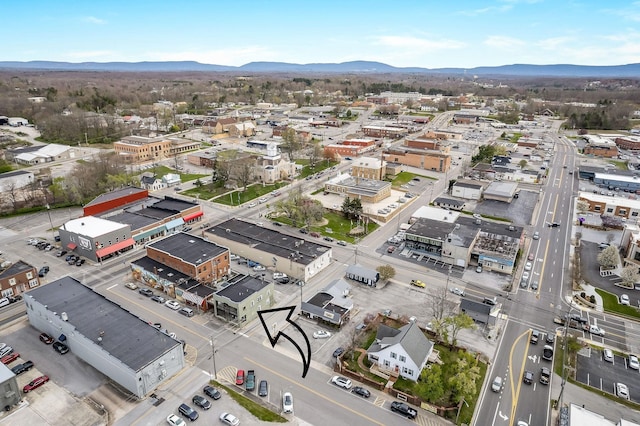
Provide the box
[25,276,184,398]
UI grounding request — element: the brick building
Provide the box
[382,148,451,173]
[0,260,39,299]
[362,125,407,139]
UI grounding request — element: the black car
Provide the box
[65,254,74,262]
[390,401,417,419]
[191,395,211,410]
[277,277,290,284]
[323,236,334,242]
[38,266,50,277]
[53,341,69,355]
[75,259,85,266]
[57,250,67,257]
[272,222,282,227]
[332,347,345,358]
[299,228,309,234]
[258,380,269,397]
[545,333,555,344]
[523,370,534,385]
[203,385,221,400]
[351,386,370,398]
[138,288,153,297]
[178,403,199,421]
[11,360,34,376]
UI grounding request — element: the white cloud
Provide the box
[151,46,276,66]
[82,16,106,25]
[374,35,466,51]
[483,35,525,48]
[535,36,574,50]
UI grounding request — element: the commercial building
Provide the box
[59,216,134,263]
[452,180,484,200]
[350,157,386,181]
[204,219,332,282]
[0,170,35,192]
[113,135,200,164]
[324,173,392,204]
[578,191,640,220]
[0,260,40,298]
[362,125,407,139]
[301,279,353,326]
[213,274,274,325]
[382,148,451,173]
[0,364,20,410]
[345,264,380,286]
[25,276,184,398]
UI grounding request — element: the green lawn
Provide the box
[180,181,228,200]
[391,171,437,186]
[595,288,640,319]
[212,380,287,422]
[212,182,288,206]
[607,160,629,170]
[308,211,378,242]
[296,159,339,179]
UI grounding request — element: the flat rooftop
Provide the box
[26,276,180,371]
[146,232,228,266]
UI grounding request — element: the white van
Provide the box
[0,298,10,308]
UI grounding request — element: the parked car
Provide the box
[332,347,345,358]
[166,414,185,426]
[620,294,630,305]
[628,354,640,370]
[616,382,630,400]
[390,401,417,419]
[178,403,198,421]
[23,375,49,392]
[219,412,240,426]
[235,369,245,385]
[450,287,465,296]
[253,265,266,271]
[165,300,181,310]
[151,295,166,304]
[387,246,396,253]
[138,288,154,297]
[331,375,352,389]
[124,282,138,290]
[179,307,194,317]
[323,236,335,242]
[336,240,347,246]
[1,352,19,364]
[528,253,535,261]
[313,330,331,339]
[524,262,532,271]
[53,341,69,355]
[603,348,614,362]
[282,392,294,414]
[75,259,85,266]
[12,360,34,376]
[0,346,13,358]
[38,266,49,277]
[351,386,370,398]
[410,279,426,288]
[39,332,54,344]
[258,380,269,397]
[191,394,211,410]
[309,232,321,238]
[203,385,221,400]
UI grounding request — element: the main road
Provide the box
[474,125,578,426]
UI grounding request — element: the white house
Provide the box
[367,321,433,381]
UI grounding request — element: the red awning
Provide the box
[67,242,77,250]
[183,211,204,222]
[95,238,135,258]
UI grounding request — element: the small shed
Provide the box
[345,264,379,287]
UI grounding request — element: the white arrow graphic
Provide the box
[528,354,538,363]
[499,411,509,421]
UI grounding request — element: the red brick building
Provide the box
[0,261,40,298]
[83,187,148,217]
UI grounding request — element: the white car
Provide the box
[331,375,352,389]
[219,412,240,426]
[166,414,185,426]
[247,202,257,208]
[164,300,181,310]
[282,392,293,414]
[590,325,605,336]
[629,355,640,370]
[450,287,465,297]
[616,382,630,400]
[253,265,266,271]
[522,271,530,281]
[124,282,138,290]
[620,294,630,305]
[532,232,539,240]
[524,262,532,271]
[258,197,268,204]
[313,330,332,339]
[273,272,288,280]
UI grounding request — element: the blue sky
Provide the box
[3,0,639,68]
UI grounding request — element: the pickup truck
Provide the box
[245,369,255,391]
[553,315,590,331]
[540,367,551,385]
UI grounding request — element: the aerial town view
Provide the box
[0,2,640,426]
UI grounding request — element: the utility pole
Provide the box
[557,308,573,408]
[209,336,217,380]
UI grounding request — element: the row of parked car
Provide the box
[129,283,195,317]
[165,384,226,425]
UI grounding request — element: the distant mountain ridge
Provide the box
[0,60,638,77]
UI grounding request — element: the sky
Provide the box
[3,0,640,68]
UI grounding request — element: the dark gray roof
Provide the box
[0,170,33,179]
[406,218,456,241]
[434,197,465,207]
[456,216,524,239]
[454,181,483,189]
[368,322,433,367]
[7,145,41,155]
[147,232,228,266]
[345,264,379,281]
[103,211,159,231]
[460,298,492,315]
[27,276,180,371]
[0,260,36,278]
[140,174,158,185]
[216,274,270,303]
[132,256,191,284]
[85,187,148,207]
[206,219,330,266]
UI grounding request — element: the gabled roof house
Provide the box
[367,321,433,381]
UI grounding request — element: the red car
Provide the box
[1,352,19,365]
[235,369,245,385]
[39,333,54,345]
[23,375,49,393]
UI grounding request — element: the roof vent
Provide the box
[61,312,68,321]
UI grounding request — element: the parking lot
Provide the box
[575,347,640,403]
